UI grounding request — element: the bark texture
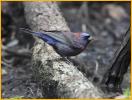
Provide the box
[23,2,104,98]
[102,27,130,92]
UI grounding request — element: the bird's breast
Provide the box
[54,43,84,57]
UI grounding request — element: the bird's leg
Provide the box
[59,57,72,64]
[52,57,72,64]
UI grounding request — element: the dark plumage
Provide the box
[20,28,92,57]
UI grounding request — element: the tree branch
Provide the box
[23,2,104,98]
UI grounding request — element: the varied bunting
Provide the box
[20,28,92,57]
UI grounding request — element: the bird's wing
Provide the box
[20,28,79,48]
[62,32,83,48]
[45,31,74,45]
[46,31,81,48]
[20,28,68,44]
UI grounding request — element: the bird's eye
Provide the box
[86,35,90,38]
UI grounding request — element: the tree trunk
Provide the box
[23,2,104,98]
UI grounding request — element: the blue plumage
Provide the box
[20,28,92,57]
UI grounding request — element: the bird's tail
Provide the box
[20,28,58,45]
[20,28,43,37]
[20,28,34,33]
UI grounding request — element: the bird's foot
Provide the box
[59,57,72,64]
[52,57,72,64]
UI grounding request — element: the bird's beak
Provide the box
[89,36,94,41]
[89,36,99,42]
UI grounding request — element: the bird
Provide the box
[20,28,92,57]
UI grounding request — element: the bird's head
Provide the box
[81,32,93,42]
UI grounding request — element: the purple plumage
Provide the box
[20,28,92,57]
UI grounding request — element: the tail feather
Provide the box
[20,28,42,37]
[20,28,34,33]
[20,28,60,45]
